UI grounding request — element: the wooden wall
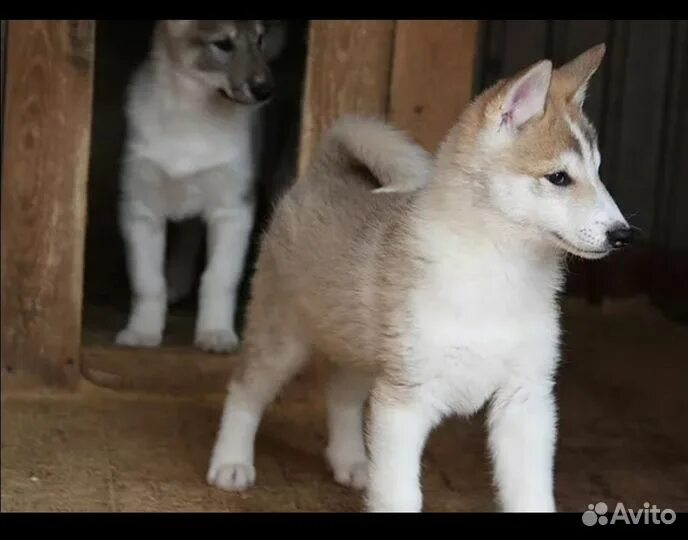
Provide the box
[299,20,479,167]
[6,19,682,389]
[1,20,95,389]
[388,21,479,152]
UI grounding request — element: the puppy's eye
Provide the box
[545,171,573,187]
[212,38,234,52]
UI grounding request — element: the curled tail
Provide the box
[307,115,432,193]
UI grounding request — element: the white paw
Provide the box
[115,328,162,348]
[195,329,239,353]
[207,463,256,492]
[332,461,368,489]
[327,451,369,490]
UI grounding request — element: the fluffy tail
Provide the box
[307,115,432,193]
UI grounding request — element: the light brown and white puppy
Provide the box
[208,45,632,511]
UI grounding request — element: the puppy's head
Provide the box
[442,44,633,259]
[157,20,286,105]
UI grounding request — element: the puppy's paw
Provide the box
[207,463,256,492]
[195,329,239,353]
[331,460,368,490]
[327,443,369,490]
[115,328,162,348]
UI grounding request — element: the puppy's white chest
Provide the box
[410,297,508,415]
[408,254,559,414]
[140,125,246,179]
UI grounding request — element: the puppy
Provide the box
[116,20,284,352]
[208,45,632,511]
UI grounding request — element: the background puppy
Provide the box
[116,20,284,352]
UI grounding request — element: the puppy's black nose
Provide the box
[250,80,273,102]
[606,224,634,248]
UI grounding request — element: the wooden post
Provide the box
[296,20,396,400]
[388,20,479,153]
[297,20,396,175]
[1,20,95,389]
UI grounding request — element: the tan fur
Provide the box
[238,119,428,383]
[234,46,608,390]
[438,52,602,180]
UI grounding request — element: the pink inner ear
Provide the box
[511,79,531,106]
[502,84,529,128]
[501,83,529,126]
[502,68,549,130]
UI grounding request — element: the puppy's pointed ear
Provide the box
[557,43,606,108]
[497,59,553,132]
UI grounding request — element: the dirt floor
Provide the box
[2,297,687,512]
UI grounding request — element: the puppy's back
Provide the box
[252,117,430,355]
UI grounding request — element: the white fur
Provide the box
[486,113,627,261]
[205,120,568,512]
[319,116,433,193]
[565,114,627,234]
[536,116,628,257]
[116,53,258,352]
[207,380,261,490]
[325,366,371,489]
[362,213,562,512]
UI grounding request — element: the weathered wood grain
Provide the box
[1,20,95,389]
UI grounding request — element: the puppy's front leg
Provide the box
[116,202,167,348]
[487,380,557,512]
[195,204,253,353]
[366,387,435,512]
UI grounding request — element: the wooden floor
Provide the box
[2,297,687,512]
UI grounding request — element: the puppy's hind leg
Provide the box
[195,203,254,353]
[207,303,310,492]
[325,364,372,489]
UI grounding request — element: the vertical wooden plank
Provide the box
[297,20,395,175]
[296,20,395,401]
[1,20,95,389]
[388,20,479,152]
